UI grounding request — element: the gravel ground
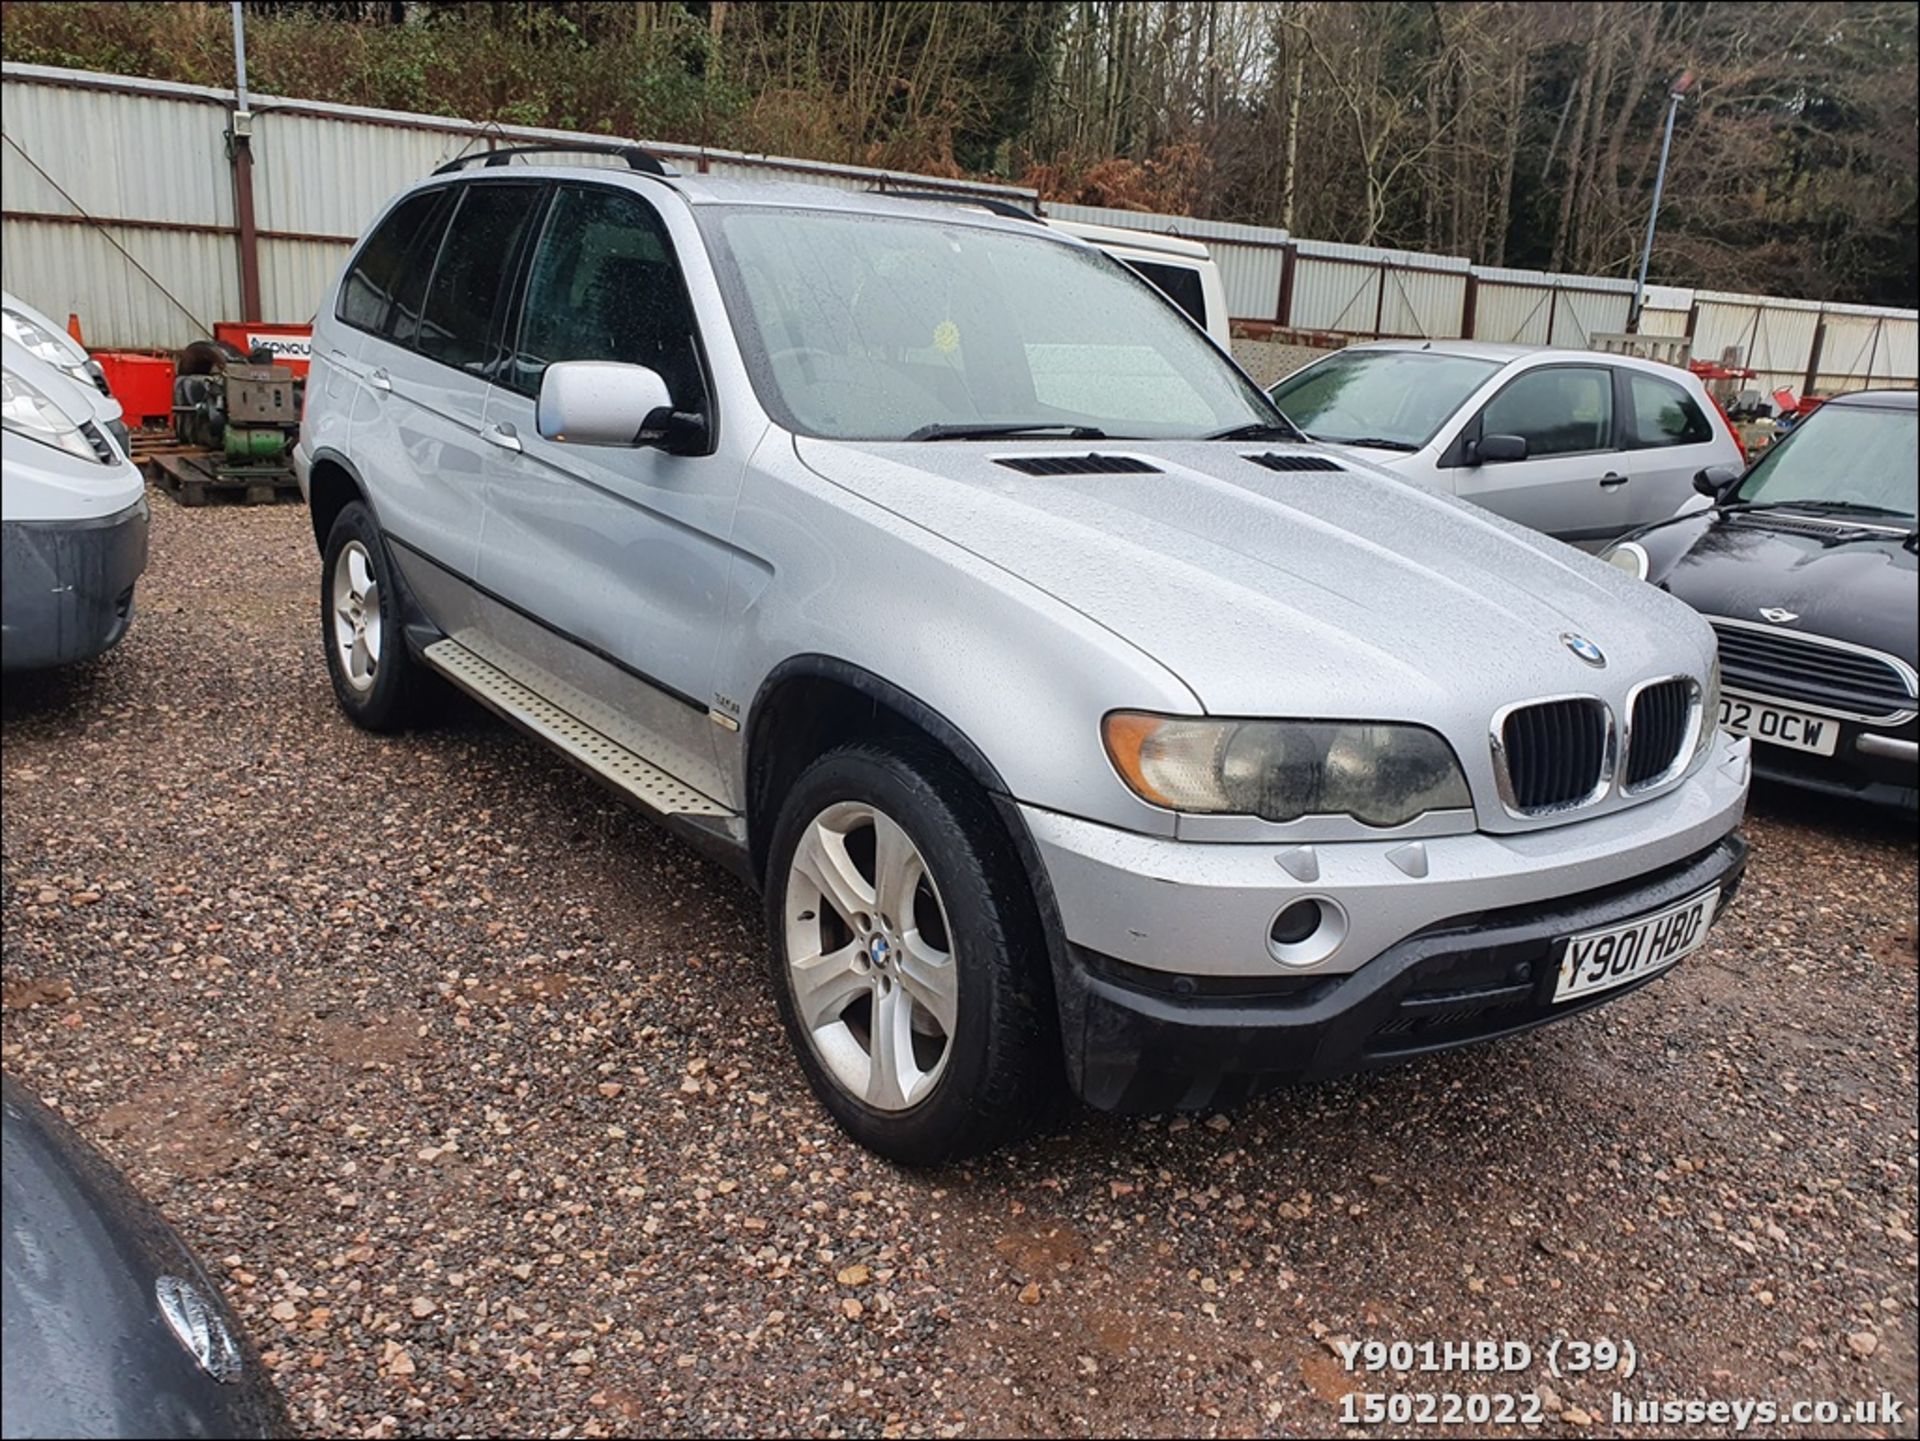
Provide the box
[3,491,1915,1439]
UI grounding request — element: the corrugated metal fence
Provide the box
[5,61,1915,393]
[0,63,1036,347]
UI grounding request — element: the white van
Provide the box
[871,192,1232,348]
[1045,218,1232,347]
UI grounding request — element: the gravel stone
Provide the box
[3,493,1915,1437]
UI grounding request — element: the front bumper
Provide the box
[1024,732,1750,981]
[1,498,150,670]
[1056,833,1748,1112]
[1742,712,1917,812]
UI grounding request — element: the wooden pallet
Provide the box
[151,451,301,507]
[128,428,206,471]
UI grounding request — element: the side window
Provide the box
[338,188,448,336]
[1122,258,1208,330]
[508,185,705,406]
[1625,371,1712,447]
[388,193,455,349]
[416,184,543,374]
[1480,366,1613,456]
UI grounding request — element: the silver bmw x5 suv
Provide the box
[298,145,1751,1163]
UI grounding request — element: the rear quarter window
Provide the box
[337,188,449,337]
[1625,371,1713,447]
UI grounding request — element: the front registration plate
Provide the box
[1718,695,1839,756]
[1553,886,1720,1004]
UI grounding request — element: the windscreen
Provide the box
[1270,349,1502,449]
[1736,402,1917,516]
[700,207,1274,441]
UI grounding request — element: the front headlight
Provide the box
[1,307,93,386]
[1602,540,1650,581]
[1103,713,1472,826]
[2,366,101,462]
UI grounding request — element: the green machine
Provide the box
[163,345,304,503]
[173,350,301,480]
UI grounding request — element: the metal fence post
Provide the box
[229,1,262,322]
[1276,242,1297,327]
[1803,315,1825,396]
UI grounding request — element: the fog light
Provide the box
[1267,896,1348,967]
[1270,900,1321,945]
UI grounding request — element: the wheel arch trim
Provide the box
[746,654,1013,805]
[305,446,381,550]
[744,652,1077,1073]
[308,453,440,659]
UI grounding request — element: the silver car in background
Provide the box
[298,149,1749,1163]
[1270,340,1745,544]
[2,337,149,671]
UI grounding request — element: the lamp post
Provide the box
[1629,70,1693,331]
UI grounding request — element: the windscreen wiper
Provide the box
[1205,419,1307,442]
[1320,435,1421,452]
[1717,499,1913,519]
[904,422,1108,441]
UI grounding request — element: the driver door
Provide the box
[1448,363,1633,542]
[474,182,739,801]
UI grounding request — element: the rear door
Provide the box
[350,181,545,580]
[1445,362,1633,541]
[322,185,450,523]
[1617,366,1733,527]
[473,181,737,801]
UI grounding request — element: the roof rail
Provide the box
[434,142,678,178]
[871,189,1043,224]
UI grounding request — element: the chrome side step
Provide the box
[422,639,731,819]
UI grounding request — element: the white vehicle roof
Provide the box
[1042,217,1212,262]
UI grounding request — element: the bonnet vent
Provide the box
[994,453,1162,476]
[1243,452,1345,473]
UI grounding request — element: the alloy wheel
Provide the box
[783,801,958,1112]
[330,539,382,692]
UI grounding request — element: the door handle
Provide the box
[482,422,523,454]
[367,367,392,393]
[1599,471,1629,488]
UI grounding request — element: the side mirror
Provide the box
[1473,433,1529,464]
[536,361,704,452]
[1693,464,1743,501]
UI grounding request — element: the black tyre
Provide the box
[320,501,430,731]
[764,743,1059,1165]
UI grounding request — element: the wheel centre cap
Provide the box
[868,935,892,969]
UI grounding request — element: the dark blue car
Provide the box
[2,1077,289,1438]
